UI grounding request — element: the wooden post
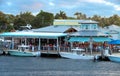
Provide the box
[12,37,14,49]
[101,42,105,59]
[38,38,41,51]
[25,38,27,45]
[89,37,93,55]
[70,42,73,52]
[57,37,59,53]
[109,44,112,55]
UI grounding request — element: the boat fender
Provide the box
[82,53,85,56]
[94,55,98,61]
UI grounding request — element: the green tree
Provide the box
[32,10,54,28]
[54,11,67,19]
[109,14,120,25]
[5,14,15,24]
[4,14,15,31]
[13,11,35,30]
[90,15,103,26]
[19,12,35,25]
[74,12,87,19]
[14,17,26,30]
[0,11,8,32]
[99,18,107,27]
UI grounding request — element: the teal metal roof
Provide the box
[68,37,111,42]
[68,37,89,42]
[0,32,67,39]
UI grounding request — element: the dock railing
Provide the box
[41,46,70,54]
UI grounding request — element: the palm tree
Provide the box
[54,11,67,19]
[74,12,86,19]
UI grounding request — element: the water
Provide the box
[0,56,120,76]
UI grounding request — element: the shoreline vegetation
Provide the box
[0,10,120,32]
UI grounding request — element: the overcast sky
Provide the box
[0,0,120,17]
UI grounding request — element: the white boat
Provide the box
[108,54,120,62]
[8,45,41,57]
[0,40,4,55]
[107,39,120,62]
[59,47,95,60]
[103,49,120,62]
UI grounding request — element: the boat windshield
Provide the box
[18,45,30,51]
[71,47,85,52]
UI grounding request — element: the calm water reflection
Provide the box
[0,56,120,76]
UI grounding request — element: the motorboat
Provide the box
[107,39,120,62]
[108,54,120,62]
[8,45,41,57]
[0,49,3,55]
[59,47,95,60]
[0,40,4,55]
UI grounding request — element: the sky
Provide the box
[0,0,120,17]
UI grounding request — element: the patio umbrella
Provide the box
[108,40,120,44]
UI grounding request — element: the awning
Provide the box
[108,40,120,44]
[93,37,111,42]
[68,37,89,42]
[68,37,111,42]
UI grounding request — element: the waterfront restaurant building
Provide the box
[0,19,111,54]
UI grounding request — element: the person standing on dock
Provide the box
[32,45,34,52]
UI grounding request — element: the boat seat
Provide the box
[25,49,29,52]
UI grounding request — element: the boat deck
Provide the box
[110,53,120,56]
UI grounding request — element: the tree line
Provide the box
[0,10,120,32]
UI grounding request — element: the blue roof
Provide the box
[70,30,108,36]
[0,32,67,39]
[33,25,80,33]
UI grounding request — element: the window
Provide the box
[94,24,98,29]
[86,25,88,29]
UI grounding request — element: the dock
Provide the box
[40,50,61,57]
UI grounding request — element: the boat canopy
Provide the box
[0,32,67,39]
[68,37,111,42]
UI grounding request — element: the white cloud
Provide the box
[6,2,12,6]
[103,1,120,11]
[78,0,105,3]
[60,4,78,9]
[86,0,105,3]
[79,0,120,11]
[32,12,39,16]
[49,2,55,6]
[114,5,120,11]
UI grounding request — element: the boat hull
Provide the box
[8,50,41,57]
[59,52,94,60]
[0,49,4,55]
[108,55,120,62]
